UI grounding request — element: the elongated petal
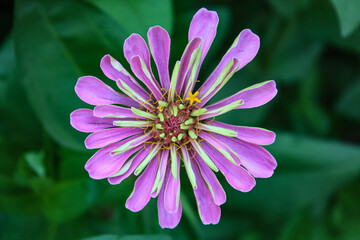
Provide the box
[200,81,277,119]
[75,76,139,107]
[203,120,276,145]
[70,109,115,133]
[199,58,240,105]
[93,105,142,119]
[148,26,171,90]
[151,149,169,198]
[190,158,221,224]
[130,56,163,100]
[85,128,143,149]
[193,151,226,206]
[85,137,143,179]
[164,155,180,213]
[100,55,139,86]
[124,33,151,70]
[126,156,159,212]
[116,79,154,111]
[189,8,218,71]
[212,134,277,178]
[198,29,260,107]
[201,141,256,192]
[107,144,151,184]
[198,131,240,166]
[176,37,202,95]
[158,168,182,229]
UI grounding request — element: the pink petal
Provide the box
[151,149,169,198]
[177,37,202,95]
[200,80,277,119]
[75,76,139,107]
[199,58,240,106]
[190,158,221,225]
[198,131,241,165]
[212,134,277,178]
[158,168,182,229]
[201,140,256,192]
[148,26,171,90]
[164,156,180,213]
[193,151,226,206]
[84,138,143,180]
[70,109,115,133]
[130,55,163,100]
[107,145,152,185]
[198,29,260,107]
[93,105,145,119]
[189,8,219,72]
[202,120,276,145]
[125,156,159,212]
[124,34,151,70]
[100,55,137,84]
[84,128,143,149]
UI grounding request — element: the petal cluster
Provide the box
[70,8,277,228]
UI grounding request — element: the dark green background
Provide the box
[1,0,360,239]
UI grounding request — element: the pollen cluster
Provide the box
[151,100,202,148]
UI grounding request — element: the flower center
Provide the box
[151,100,200,148]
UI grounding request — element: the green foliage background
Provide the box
[1,0,360,239]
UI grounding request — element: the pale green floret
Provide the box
[177,133,184,141]
[188,130,197,139]
[170,146,178,179]
[171,105,178,117]
[134,145,160,176]
[155,123,163,130]
[180,124,190,130]
[199,123,237,137]
[181,148,197,189]
[131,107,157,120]
[158,113,165,122]
[184,118,194,125]
[171,136,178,142]
[191,141,219,172]
[113,120,149,127]
[190,108,207,117]
[159,133,165,138]
[158,101,169,108]
[169,61,181,101]
[178,104,185,109]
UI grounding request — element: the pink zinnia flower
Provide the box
[70,8,277,228]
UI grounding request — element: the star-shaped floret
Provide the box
[185,91,201,105]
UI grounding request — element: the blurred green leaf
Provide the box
[81,234,172,240]
[226,133,360,220]
[24,151,46,178]
[42,179,97,223]
[83,0,174,36]
[336,75,360,120]
[330,0,360,37]
[0,36,41,153]
[267,0,311,17]
[13,0,174,151]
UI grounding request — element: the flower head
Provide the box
[70,8,277,228]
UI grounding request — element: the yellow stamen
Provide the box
[185,91,201,105]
